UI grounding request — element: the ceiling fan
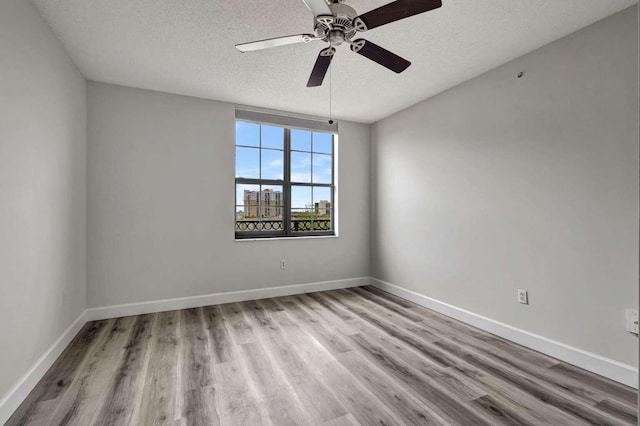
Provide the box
[235,0,442,87]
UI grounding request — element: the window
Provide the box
[235,110,337,239]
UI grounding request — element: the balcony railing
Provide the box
[236,219,331,232]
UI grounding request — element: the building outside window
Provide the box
[234,110,337,239]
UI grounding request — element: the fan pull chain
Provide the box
[328,62,334,124]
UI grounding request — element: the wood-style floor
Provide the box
[8,286,638,425]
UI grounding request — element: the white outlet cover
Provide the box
[517,289,528,305]
[625,309,638,334]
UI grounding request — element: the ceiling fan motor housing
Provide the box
[315,3,357,45]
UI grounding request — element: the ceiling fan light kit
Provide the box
[235,0,442,87]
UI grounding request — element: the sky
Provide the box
[235,121,333,210]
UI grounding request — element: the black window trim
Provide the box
[235,113,336,240]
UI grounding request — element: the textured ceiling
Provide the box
[33,0,636,123]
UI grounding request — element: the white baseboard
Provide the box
[86,276,370,321]
[0,310,89,425]
[0,276,367,423]
[371,278,638,389]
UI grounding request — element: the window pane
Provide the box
[235,206,245,220]
[291,209,315,232]
[236,121,260,147]
[313,187,331,210]
[236,147,260,179]
[291,129,311,151]
[236,185,260,233]
[312,153,332,184]
[291,151,311,183]
[260,185,283,231]
[291,185,311,209]
[236,205,259,232]
[261,125,284,149]
[313,132,332,154]
[313,187,332,231]
[315,210,332,231]
[291,185,313,233]
[261,149,283,180]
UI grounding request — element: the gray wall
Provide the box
[87,82,370,307]
[371,6,638,366]
[0,0,87,398]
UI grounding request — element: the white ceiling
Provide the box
[33,0,636,123]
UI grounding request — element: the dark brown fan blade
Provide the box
[350,39,410,73]
[307,47,335,87]
[353,0,442,32]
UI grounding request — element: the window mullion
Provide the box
[258,125,262,229]
[284,128,291,237]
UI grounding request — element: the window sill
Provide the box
[234,235,338,242]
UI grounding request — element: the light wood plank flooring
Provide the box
[8,286,638,425]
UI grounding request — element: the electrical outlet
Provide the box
[625,309,638,334]
[517,289,528,305]
[280,259,287,269]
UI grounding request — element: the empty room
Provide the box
[1,0,638,424]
